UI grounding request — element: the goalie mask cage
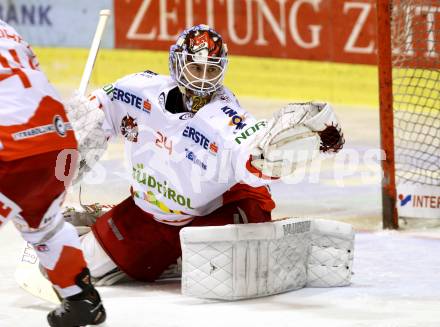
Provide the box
[377,0,440,229]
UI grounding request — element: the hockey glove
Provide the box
[250,102,344,178]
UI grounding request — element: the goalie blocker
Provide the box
[180,218,354,300]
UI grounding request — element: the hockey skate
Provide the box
[47,268,106,327]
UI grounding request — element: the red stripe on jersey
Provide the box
[0,96,77,161]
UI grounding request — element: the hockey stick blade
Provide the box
[14,241,60,304]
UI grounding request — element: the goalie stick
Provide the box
[78,9,111,96]
[14,9,111,304]
[15,242,61,304]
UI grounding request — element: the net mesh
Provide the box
[391,0,440,186]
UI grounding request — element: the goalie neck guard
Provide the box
[169,24,228,98]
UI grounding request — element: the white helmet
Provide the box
[169,24,228,97]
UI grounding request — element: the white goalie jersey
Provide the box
[90,71,272,225]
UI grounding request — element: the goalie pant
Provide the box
[91,184,274,282]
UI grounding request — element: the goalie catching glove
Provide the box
[250,102,344,178]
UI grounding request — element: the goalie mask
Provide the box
[169,25,228,97]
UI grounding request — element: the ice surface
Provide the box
[2,224,440,327]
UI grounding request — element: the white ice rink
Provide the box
[1,101,439,326]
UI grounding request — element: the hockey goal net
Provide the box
[377,0,440,229]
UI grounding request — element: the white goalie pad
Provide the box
[180,218,354,300]
[307,219,354,287]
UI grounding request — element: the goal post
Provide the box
[377,0,440,229]
[377,0,398,229]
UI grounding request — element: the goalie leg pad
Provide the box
[180,218,355,300]
[180,218,312,300]
[307,219,354,287]
[80,230,118,279]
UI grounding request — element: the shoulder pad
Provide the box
[137,70,159,78]
[114,72,169,89]
[202,100,253,136]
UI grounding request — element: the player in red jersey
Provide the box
[0,20,106,327]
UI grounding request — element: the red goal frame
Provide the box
[376,0,399,229]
